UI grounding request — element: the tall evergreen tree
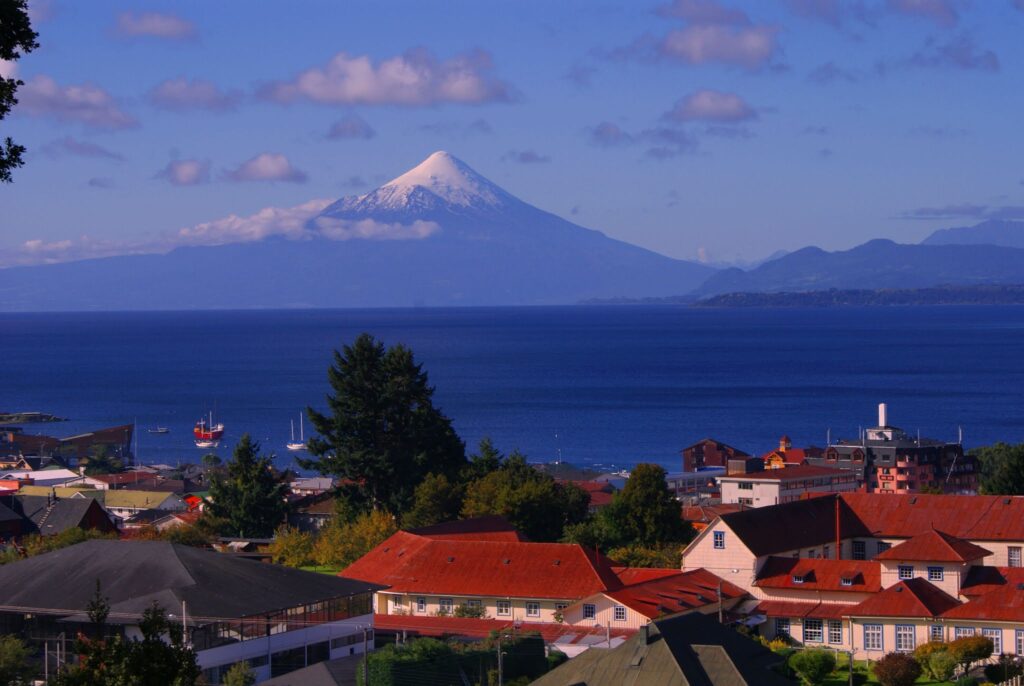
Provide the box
[207,435,288,537]
[0,0,38,183]
[303,333,465,516]
[602,463,689,547]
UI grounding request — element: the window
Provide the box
[416,597,426,614]
[895,625,915,652]
[954,627,975,639]
[823,545,830,560]
[497,601,511,616]
[928,566,944,581]
[983,628,1002,655]
[898,565,914,580]
[555,603,568,612]
[1010,546,1022,568]
[614,606,626,621]
[792,574,805,584]
[930,624,944,643]
[776,618,790,637]
[467,599,482,610]
[713,531,725,549]
[852,541,866,560]
[864,624,883,651]
[737,497,753,506]
[583,604,596,620]
[1017,629,1024,657]
[840,576,853,587]
[439,598,453,615]
[525,602,540,618]
[738,482,753,490]
[804,619,823,643]
[877,541,891,555]
[828,621,843,645]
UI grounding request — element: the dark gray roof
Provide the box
[258,655,361,686]
[0,539,383,623]
[0,501,21,524]
[718,494,871,557]
[531,612,790,686]
[9,495,107,535]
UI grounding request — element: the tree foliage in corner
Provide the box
[0,0,37,183]
[207,434,288,537]
[974,442,1024,495]
[303,333,466,517]
[0,634,34,685]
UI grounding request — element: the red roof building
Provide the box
[875,529,992,564]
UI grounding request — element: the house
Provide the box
[289,494,340,533]
[530,611,791,686]
[562,480,616,512]
[100,489,187,520]
[717,463,859,507]
[805,403,977,494]
[681,503,746,532]
[341,518,738,654]
[8,495,118,536]
[761,435,824,469]
[289,477,334,497]
[680,438,750,472]
[682,492,1024,659]
[0,539,382,684]
[664,468,725,502]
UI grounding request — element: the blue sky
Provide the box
[2,0,1023,266]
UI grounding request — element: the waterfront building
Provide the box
[680,438,749,472]
[718,463,859,507]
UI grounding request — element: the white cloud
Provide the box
[660,24,778,68]
[17,75,137,130]
[326,114,376,140]
[259,48,513,106]
[664,89,757,122]
[0,59,17,79]
[156,159,210,186]
[310,217,440,241]
[225,153,308,183]
[5,235,145,267]
[115,11,196,40]
[148,78,241,111]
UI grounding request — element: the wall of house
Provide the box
[560,593,743,630]
[719,480,780,507]
[752,587,873,606]
[846,618,1024,660]
[381,592,572,624]
[878,560,969,596]
[680,521,759,592]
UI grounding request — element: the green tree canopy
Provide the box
[268,525,315,568]
[303,333,466,517]
[601,464,689,548]
[461,452,590,541]
[312,509,397,568]
[402,472,464,529]
[222,661,256,686]
[206,434,288,537]
[0,0,38,183]
[0,634,34,685]
[788,649,836,686]
[974,442,1024,495]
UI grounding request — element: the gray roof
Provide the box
[9,495,110,536]
[0,539,383,624]
[258,655,361,686]
[531,612,790,686]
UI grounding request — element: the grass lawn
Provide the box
[300,564,344,575]
[794,653,949,685]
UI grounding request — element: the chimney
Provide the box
[878,403,888,427]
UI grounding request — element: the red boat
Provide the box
[193,413,224,441]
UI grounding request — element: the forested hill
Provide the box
[694,285,1024,307]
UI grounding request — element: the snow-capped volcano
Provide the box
[321,151,514,217]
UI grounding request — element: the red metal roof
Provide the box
[603,568,746,620]
[754,557,881,593]
[372,613,636,644]
[682,503,745,525]
[960,566,1024,599]
[755,601,851,620]
[406,515,527,542]
[875,529,992,563]
[611,567,682,586]
[942,584,1024,622]
[840,493,1024,542]
[341,531,624,599]
[846,578,960,618]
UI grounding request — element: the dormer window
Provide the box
[840,577,853,587]
[792,574,805,584]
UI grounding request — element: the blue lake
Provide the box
[2,306,1023,471]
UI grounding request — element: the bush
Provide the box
[788,649,836,685]
[929,650,958,682]
[872,652,922,686]
[952,678,978,686]
[453,603,487,619]
[914,641,948,679]
[984,654,1024,683]
[948,635,994,673]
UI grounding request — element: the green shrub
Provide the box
[928,650,958,682]
[913,641,948,679]
[948,635,993,673]
[871,652,922,686]
[788,649,836,686]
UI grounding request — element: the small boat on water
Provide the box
[148,427,170,434]
[286,414,306,451]
[194,412,224,442]
[194,439,219,449]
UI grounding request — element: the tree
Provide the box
[788,649,836,685]
[222,662,256,686]
[948,635,993,675]
[313,509,396,568]
[461,452,590,541]
[601,464,689,548]
[303,333,466,517]
[268,525,314,567]
[914,642,948,680]
[928,651,958,682]
[604,544,681,568]
[0,0,38,183]
[82,445,124,476]
[206,435,288,537]
[403,473,463,529]
[974,442,1024,495]
[462,437,503,482]
[871,652,922,686]
[0,634,34,685]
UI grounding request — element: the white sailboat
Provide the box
[286,414,306,451]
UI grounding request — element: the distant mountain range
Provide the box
[2,153,1023,311]
[0,152,715,311]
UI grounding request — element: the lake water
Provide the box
[2,306,1023,471]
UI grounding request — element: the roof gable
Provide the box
[754,557,881,592]
[875,529,992,563]
[718,495,869,557]
[603,569,745,620]
[847,578,960,618]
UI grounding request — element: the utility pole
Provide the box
[362,626,369,685]
[497,634,505,686]
[717,579,724,623]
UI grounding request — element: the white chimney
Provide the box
[878,403,888,427]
